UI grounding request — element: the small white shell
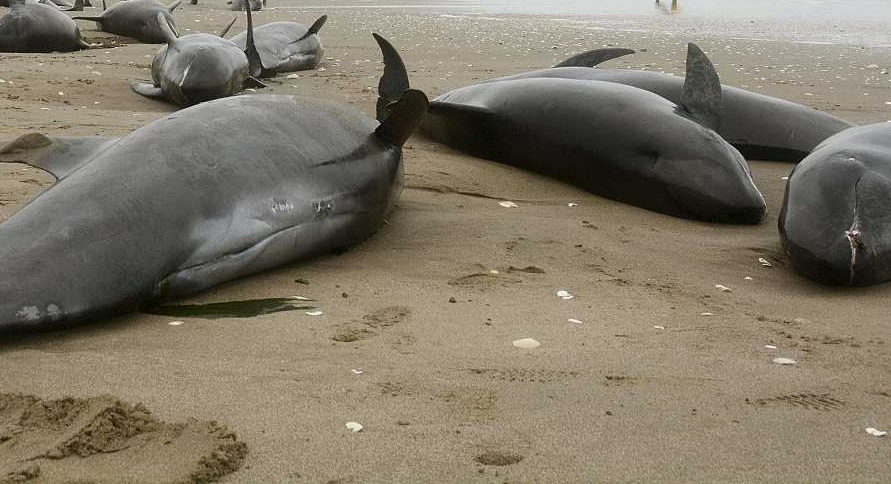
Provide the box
[556,290,574,300]
[498,201,519,208]
[305,311,324,316]
[512,338,541,349]
[866,428,888,437]
[773,357,796,365]
[567,318,583,324]
[345,422,364,432]
[715,284,732,292]
[168,321,184,326]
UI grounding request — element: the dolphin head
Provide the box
[780,149,891,286]
[652,124,766,224]
[163,38,246,106]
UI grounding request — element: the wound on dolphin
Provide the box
[0,34,428,333]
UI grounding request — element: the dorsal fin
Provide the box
[243,0,262,77]
[0,134,119,181]
[218,16,237,38]
[372,33,410,122]
[295,15,327,42]
[101,0,105,9]
[155,12,178,44]
[553,48,636,68]
[679,43,722,131]
[167,0,182,12]
[375,90,428,147]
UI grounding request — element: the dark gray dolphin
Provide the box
[131,5,266,106]
[421,43,766,224]
[489,47,855,162]
[229,15,327,77]
[779,123,891,286]
[73,0,182,44]
[0,34,427,333]
[0,0,90,53]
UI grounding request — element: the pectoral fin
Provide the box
[131,81,165,98]
[0,133,118,181]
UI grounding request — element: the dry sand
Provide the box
[1,1,890,482]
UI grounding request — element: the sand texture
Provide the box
[0,1,890,482]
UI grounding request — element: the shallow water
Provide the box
[292,0,891,45]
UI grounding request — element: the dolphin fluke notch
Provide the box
[680,42,722,131]
[373,33,410,122]
[553,47,636,68]
[243,0,262,78]
[296,15,327,42]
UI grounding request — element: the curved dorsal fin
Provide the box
[295,15,327,42]
[155,12,178,44]
[167,0,182,12]
[372,33,410,122]
[680,43,722,131]
[243,0,262,77]
[553,47,636,68]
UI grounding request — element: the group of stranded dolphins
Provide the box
[0,0,887,333]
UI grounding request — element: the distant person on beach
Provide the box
[655,0,679,13]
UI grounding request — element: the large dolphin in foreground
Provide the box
[491,47,855,163]
[229,15,327,76]
[0,34,428,333]
[0,0,90,52]
[779,123,891,286]
[73,0,182,44]
[421,44,766,224]
[131,5,265,106]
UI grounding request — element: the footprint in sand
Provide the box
[331,306,411,343]
[0,393,247,484]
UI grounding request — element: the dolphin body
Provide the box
[73,0,182,44]
[0,0,90,52]
[780,123,891,286]
[421,44,766,224]
[0,34,428,333]
[131,5,266,106]
[490,47,855,163]
[229,15,327,77]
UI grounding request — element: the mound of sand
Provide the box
[0,393,247,484]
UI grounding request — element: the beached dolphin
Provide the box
[0,0,90,52]
[779,123,891,286]
[492,47,855,162]
[131,5,265,106]
[420,43,766,224]
[229,15,327,76]
[0,34,427,333]
[73,0,182,44]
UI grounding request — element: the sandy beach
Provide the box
[1,1,890,482]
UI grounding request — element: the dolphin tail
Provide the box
[243,1,263,78]
[295,15,327,42]
[372,33,411,123]
[553,47,636,68]
[218,16,237,38]
[680,43,722,131]
[155,12,178,44]
[167,0,183,12]
[372,34,428,146]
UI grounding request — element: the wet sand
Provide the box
[1,1,891,482]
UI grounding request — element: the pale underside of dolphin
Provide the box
[0,34,428,333]
[492,47,855,162]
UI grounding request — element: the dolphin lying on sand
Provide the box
[229,15,327,76]
[0,34,427,333]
